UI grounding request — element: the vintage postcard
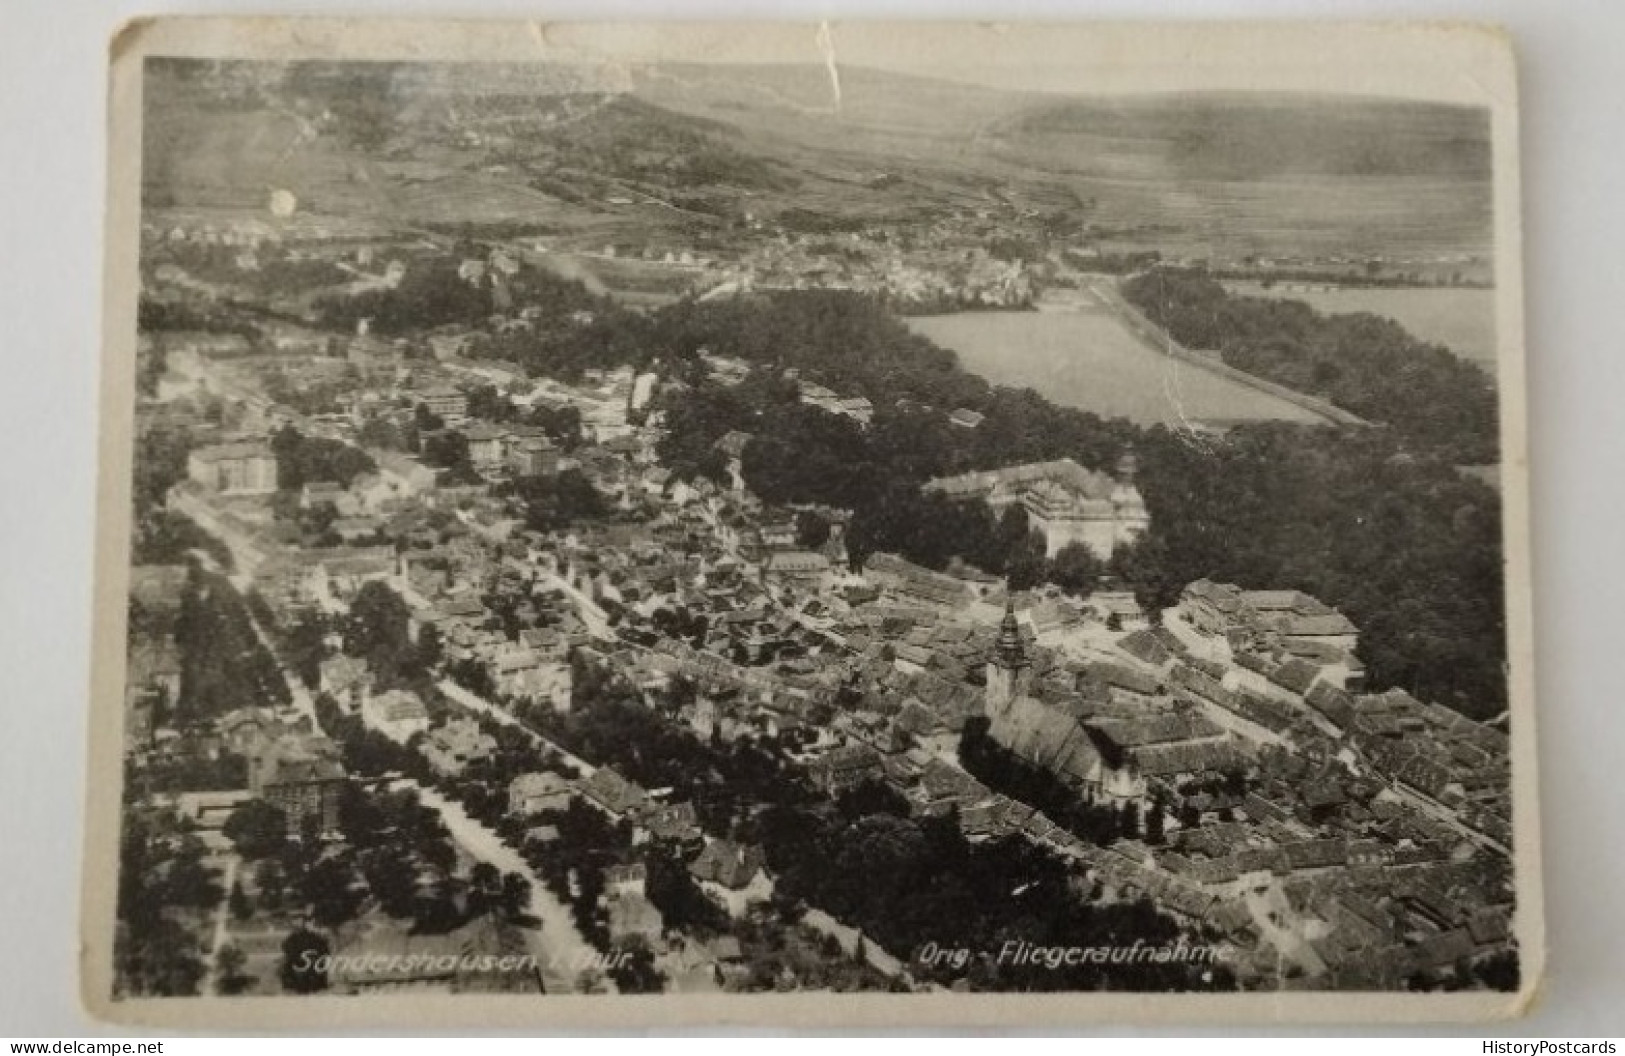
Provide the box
[85,18,1540,1028]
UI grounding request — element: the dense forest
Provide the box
[1129,424,1505,716]
[1121,267,1499,463]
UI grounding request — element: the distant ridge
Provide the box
[141,58,1494,260]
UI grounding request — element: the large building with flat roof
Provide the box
[924,455,1148,560]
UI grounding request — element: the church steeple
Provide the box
[996,597,1027,670]
[986,594,1029,717]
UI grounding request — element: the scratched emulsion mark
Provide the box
[1156,271,1223,455]
[625,27,845,119]
[816,21,843,114]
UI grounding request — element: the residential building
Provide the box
[419,718,497,778]
[508,435,559,477]
[187,441,279,495]
[361,688,431,744]
[318,656,372,711]
[602,863,664,942]
[373,452,439,499]
[300,481,349,511]
[127,637,183,706]
[689,839,771,918]
[1180,579,1360,654]
[864,552,972,610]
[419,385,468,424]
[247,732,347,835]
[811,742,885,795]
[578,766,648,820]
[463,423,509,474]
[507,771,575,817]
[761,550,831,585]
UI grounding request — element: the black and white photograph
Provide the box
[79,18,1539,1028]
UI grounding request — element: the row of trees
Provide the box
[171,569,290,725]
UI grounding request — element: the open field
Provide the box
[907,308,1330,427]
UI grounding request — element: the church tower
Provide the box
[1111,447,1150,547]
[985,597,1030,717]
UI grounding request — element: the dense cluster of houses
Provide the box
[958,582,1516,987]
[502,757,772,938]
[126,315,1519,994]
[714,227,1039,309]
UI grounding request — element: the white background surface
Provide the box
[1,0,1621,1036]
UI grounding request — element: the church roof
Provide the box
[924,458,1121,503]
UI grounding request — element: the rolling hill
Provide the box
[141,58,1494,261]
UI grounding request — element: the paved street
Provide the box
[437,678,598,778]
[205,856,240,994]
[537,571,611,639]
[1243,879,1328,981]
[400,779,616,994]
